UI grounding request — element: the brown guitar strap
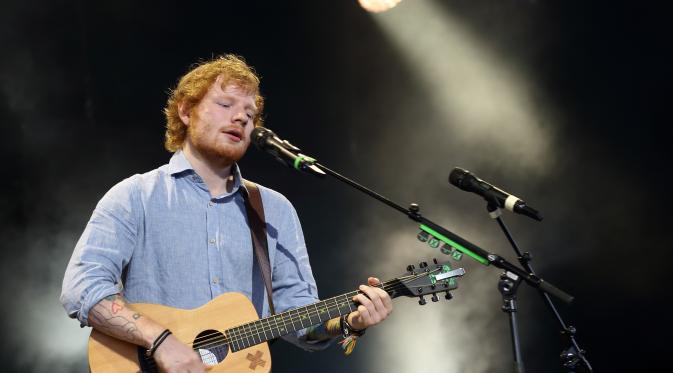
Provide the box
[241,179,276,315]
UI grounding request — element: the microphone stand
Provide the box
[297,159,586,371]
[484,194,592,373]
[310,160,573,302]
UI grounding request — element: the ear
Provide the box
[177,101,192,126]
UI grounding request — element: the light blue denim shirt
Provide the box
[61,151,329,350]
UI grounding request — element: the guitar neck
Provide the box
[225,279,400,352]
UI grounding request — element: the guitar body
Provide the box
[88,293,271,373]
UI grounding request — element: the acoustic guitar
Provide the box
[88,259,465,372]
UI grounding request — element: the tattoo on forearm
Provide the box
[90,295,143,344]
[111,301,123,314]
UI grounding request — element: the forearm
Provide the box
[88,294,165,349]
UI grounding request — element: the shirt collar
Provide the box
[168,150,245,196]
[167,150,193,175]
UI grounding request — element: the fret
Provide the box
[297,306,306,329]
[335,296,347,316]
[327,297,336,317]
[242,323,254,348]
[332,294,351,316]
[287,308,299,332]
[225,328,238,352]
[259,318,271,341]
[325,298,333,319]
[313,303,323,324]
[232,326,243,350]
[230,326,243,351]
[272,313,282,338]
[252,321,263,345]
[276,314,288,335]
[267,316,278,340]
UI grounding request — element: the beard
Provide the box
[186,119,250,165]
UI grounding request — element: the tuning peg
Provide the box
[431,294,439,302]
[406,264,416,273]
[445,291,453,300]
[440,244,453,255]
[416,231,429,243]
[418,296,427,305]
[427,237,440,248]
[419,261,428,268]
[433,258,438,264]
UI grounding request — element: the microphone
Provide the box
[449,167,543,221]
[250,127,325,177]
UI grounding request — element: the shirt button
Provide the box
[208,201,213,207]
[209,239,216,244]
[212,277,219,284]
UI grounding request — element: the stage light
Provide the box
[358,0,403,13]
[368,0,555,174]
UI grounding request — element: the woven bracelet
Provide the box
[146,329,172,357]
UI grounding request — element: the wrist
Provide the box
[146,329,172,357]
[346,313,366,333]
[341,314,365,338]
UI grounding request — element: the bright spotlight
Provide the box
[358,0,403,13]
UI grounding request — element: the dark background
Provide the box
[1,0,671,372]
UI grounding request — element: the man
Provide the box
[61,54,392,372]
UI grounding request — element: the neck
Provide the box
[182,143,235,197]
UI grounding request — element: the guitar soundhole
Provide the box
[136,329,229,372]
[194,329,229,367]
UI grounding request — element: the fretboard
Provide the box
[224,280,399,352]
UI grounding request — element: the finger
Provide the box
[382,292,393,313]
[355,292,383,324]
[354,291,374,310]
[353,292,380,324]
[366,277,393,314]
[359,285,387,315]
[357,304,372,325]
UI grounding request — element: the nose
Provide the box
[232,108,248,124]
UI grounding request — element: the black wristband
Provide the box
[146,329,172,357]
[341,314,365,338]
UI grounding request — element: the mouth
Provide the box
[222,128,243,142]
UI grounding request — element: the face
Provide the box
[181,77,258,164]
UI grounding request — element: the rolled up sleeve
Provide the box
[60,175,140,326]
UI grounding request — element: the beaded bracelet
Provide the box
[146,329,172,357]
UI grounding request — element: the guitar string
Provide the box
[142,282,413,371]
[143,272,452,370]
[188,272,450,351]
[141,283,400,371]
[186,272,448,351]
[188,279,407,348]
[190,288,378,351]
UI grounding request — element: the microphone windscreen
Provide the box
[251,127,273,149]
[449,167,471,190]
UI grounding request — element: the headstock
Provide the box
[384,258,465,305]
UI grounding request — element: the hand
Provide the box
[153,334,211,373]
[348,277,393,331]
